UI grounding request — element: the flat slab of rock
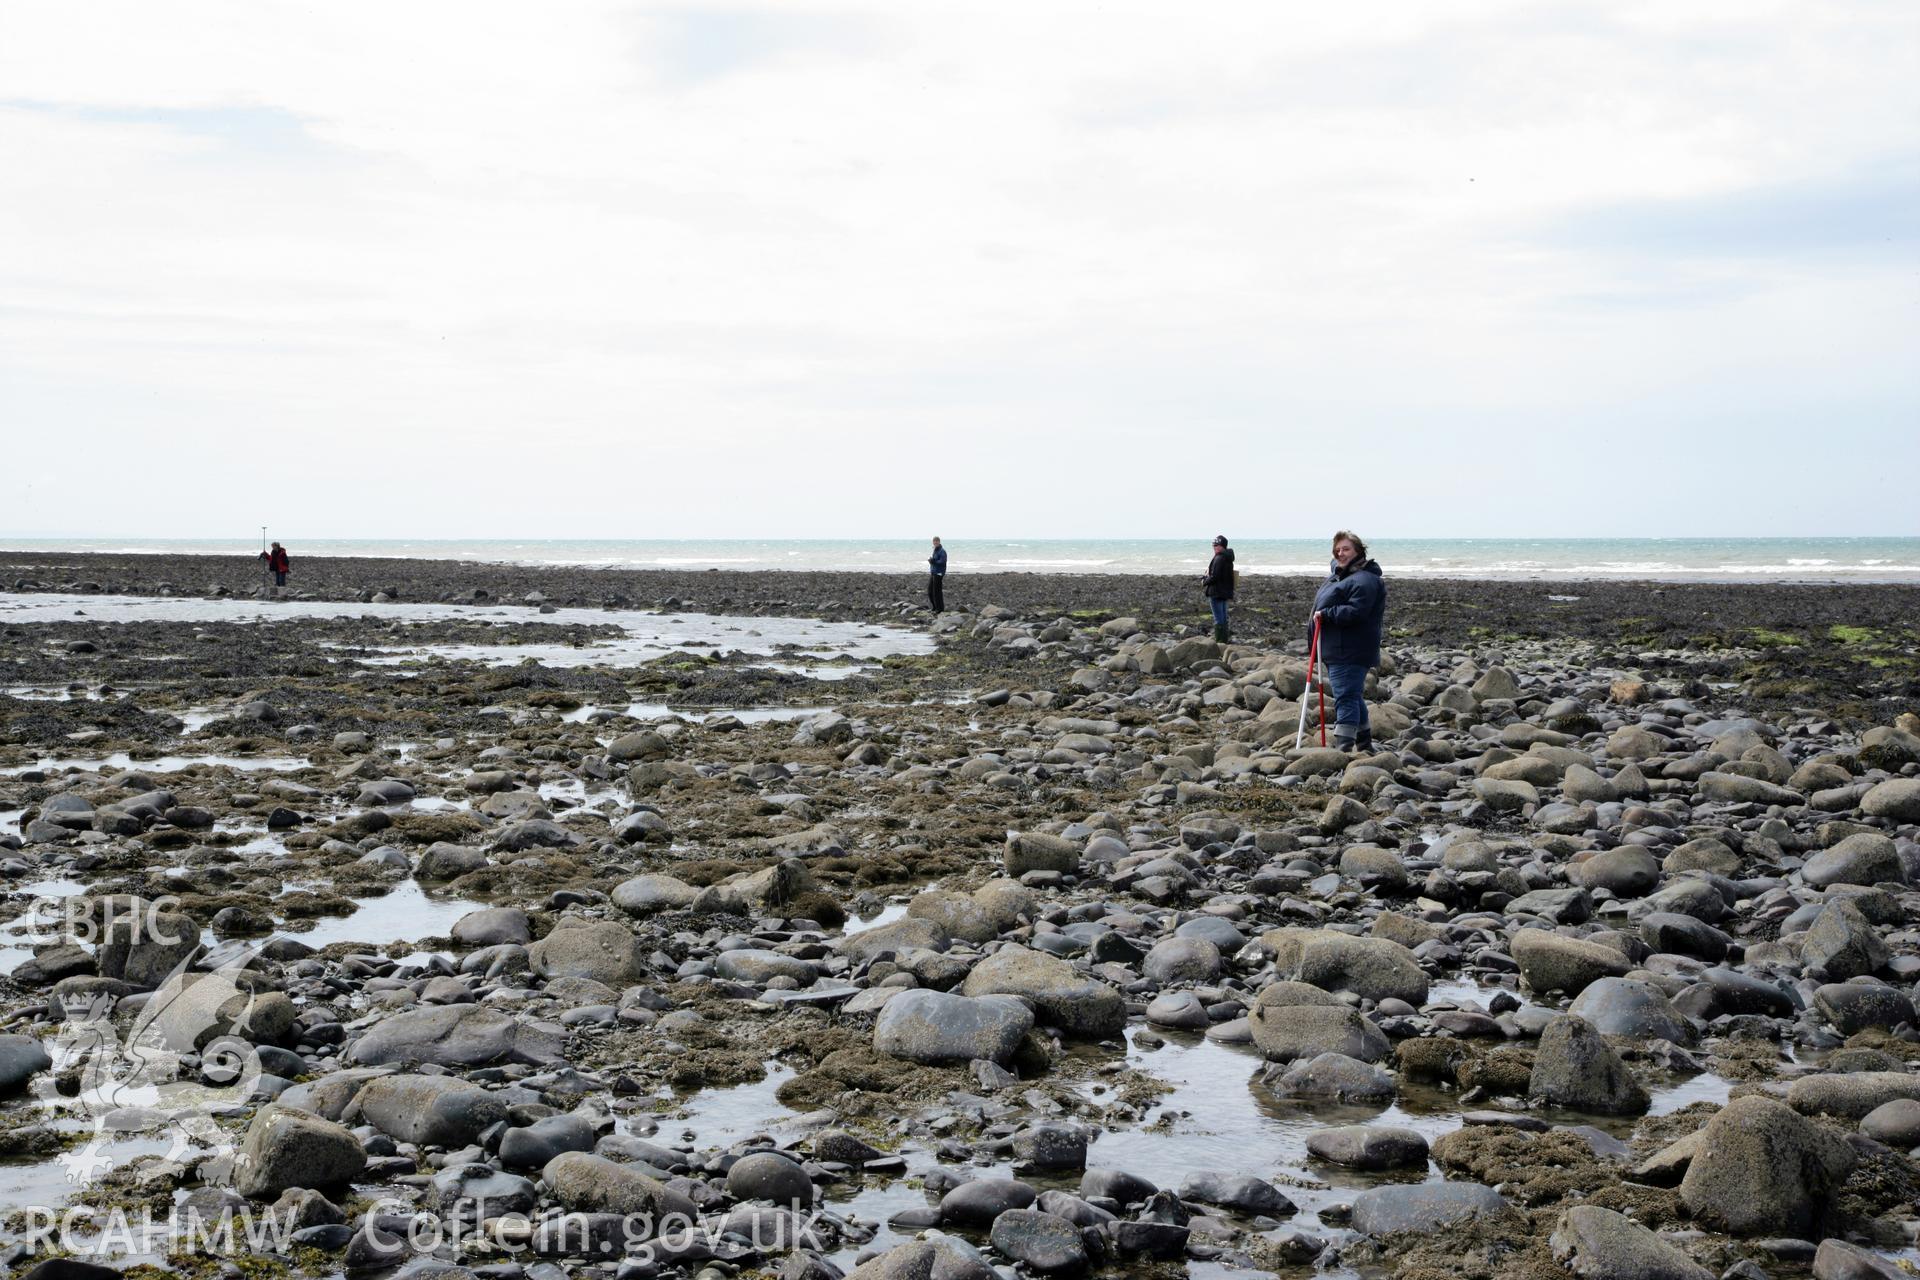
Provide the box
[1305,1125,1429,1170]
[1350,1182,1520,1236]
[346,1004,564,1068]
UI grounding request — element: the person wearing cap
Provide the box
[1202,535,1235,643]
[1311,530,1386,752]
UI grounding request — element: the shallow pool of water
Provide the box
[0,1131,174,1218]
[563,702,830,725]
[666,1064,802,1145]
[1,687,80,701]
[287,881,490,948]
[0,753,308,777]
[843,902,912,936]
[1646,1069,1732,1115]
[409,795,474,813]
[0,943,35,976]
[1095,1029,1456,1227]
[0,593,931,678]
[10,878,89,901]
[536,779,623,808]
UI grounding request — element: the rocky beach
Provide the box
[2,551,1919,1280]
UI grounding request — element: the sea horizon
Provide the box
[4,536,1919,583]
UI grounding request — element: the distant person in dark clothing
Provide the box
[927,537,947,613]
[1312,530,1386,752]
[1202,535,1235,642]
[260,541,290,590]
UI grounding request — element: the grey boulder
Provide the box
[611,874,699,915]
[450,907,531,947]
[527,920,646,985]
[1305,1125,1429,1170]
[1678,1096,1856,1235]
[872,989,1034,1066]
[0,1036,52,1092]
[1568,978,1695,1044]
[499,1113,597,1169]
[1267,1052,1396,1101]
[1549,1204,1712,1280]
[346,1003,563,1068]
[233,1105,366,1198]
[543,1151,698,1221]
[1529,1015,1647,1114]
[1787,1071,1920,1121]
[726,1150,814,1208]
[346,1074,509,1147]
[1350,1182,1521,1236]
[1801,899,1890,978]
[958,945,1125,1038]
[1177,1171,1295,1214]
[1803,833,1904,888]
[988,1208,1087,1274]
[1260,928,1429,1005]
[1512,929,1630,995]
[1141,937,1222,984]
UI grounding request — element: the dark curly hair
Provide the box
[1331,530,1369,562]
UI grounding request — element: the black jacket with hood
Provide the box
[1204,548,1236,600]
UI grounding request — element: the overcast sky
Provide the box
[3,1,1915,540]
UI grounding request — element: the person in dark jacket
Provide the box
[927,537,947,613]
[1311,530,1385,752]
[260,541,290,591]
[1202,535,1235,643]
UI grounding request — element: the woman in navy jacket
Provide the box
[1311,531,1386,751]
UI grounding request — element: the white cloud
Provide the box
[1,0,1915,537]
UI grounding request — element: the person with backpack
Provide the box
[1202,535,1235,642]
[260,541,290,591]
[1311,530,1386,752]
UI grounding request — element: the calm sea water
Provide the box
[5,537,1918,582]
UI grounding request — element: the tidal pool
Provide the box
[563,703,830,725]
[288,881,492,948]
[0,594,929,673]
[0,753,308,777]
